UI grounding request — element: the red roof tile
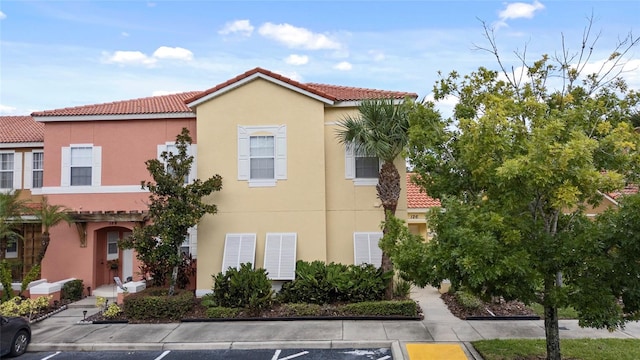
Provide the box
[407,173,440,209]
[0,116,44,143]
[608,184,639,200]
[31,68,417,118]
[31,91,201,117]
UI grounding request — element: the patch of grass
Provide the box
[528,303,579,319]
[473,338,640,360]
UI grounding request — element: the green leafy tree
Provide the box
[33,196,72,267]
[0,191,27,262]
[336,98,412,299]
[400,22,640,360]
[121,128,222,295]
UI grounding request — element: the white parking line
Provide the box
[272,350,310,360]
[271,349,282,360]
[378,356,391,360]
[41,351,61,360]
[154,350,171,360]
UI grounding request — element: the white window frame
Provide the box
[0,151,22,191]
[238,125,286,187]
[106,231,120,260]
[180,226,198,258]
[264,232,297,280]
[221,233,256,273]
[61,144,101,187]
[353,232,383,268]
[158,142,197,184]
[345,143,379,186]
[24,150,44,190]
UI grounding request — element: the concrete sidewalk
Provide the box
[28,286,640,360]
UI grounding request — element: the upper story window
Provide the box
[0,152,15,189]
[238,125,286,187]
[158,142,197,184]
[61,144,101,187]
[345,144,379,186]
[32,152,43,188]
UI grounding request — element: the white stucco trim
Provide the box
[0,142,43,149]
[33,113,195,122]
[37,185,148,194]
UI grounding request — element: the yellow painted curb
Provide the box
[406,343,468,360]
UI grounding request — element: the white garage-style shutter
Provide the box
[264,233,297,280]
[221,233,256,272]
[353,232,383,268]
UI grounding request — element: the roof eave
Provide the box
[33,112,195,122]
[0,142,44,149]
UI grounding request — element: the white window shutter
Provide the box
[222,233,256,272]
[92,146,102,186]
[264,233,297,280]
[189,144,197,183]
[354,232,383,268]
[23,152,33,190]
[188,226,197,259]
[275,125,287,180]
[13,152,22,190]
[237,127,250,180]
[345,143,355,179]
[61,147,71,187]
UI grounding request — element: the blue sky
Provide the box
[1,0,638,115]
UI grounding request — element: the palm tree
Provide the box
[0,191,28,261]
[34,196,72,265]
[336,97,411,299]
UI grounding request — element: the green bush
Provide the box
[342,300,419,317]
[280,303,323,317]
[455,290,483,310]
[0,261,13,302]
[21,265,41,296]
[61,279,84,302]
[394,278,412,299]
[206,306,239,318]
[211,263,273,315]
[123,287,194,320]
[277,261,391,304]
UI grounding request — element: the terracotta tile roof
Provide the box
[407,173,441,209]
[185,67,418,105]
[31,68,417,117]
[608,184,639,200]
[0,115,44,143]
[31,91,201,117]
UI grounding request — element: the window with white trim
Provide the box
[221,233,256,272]
[345,144,379,186]
[107,231,120,260]
[0,152,15,189]
[353,232,383,268]
[264,232,297,280]
[158,143,197,184]
[5,236,18,259]
[61,145,101,187]
[238,125,286,187]
[32,152,43,188]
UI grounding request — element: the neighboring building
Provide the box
[406,173,441,239]
[21,68,416,294]
[0,115,45,279]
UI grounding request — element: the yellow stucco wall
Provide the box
[195,78,407,292]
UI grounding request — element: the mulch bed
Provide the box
[441,292,538,320]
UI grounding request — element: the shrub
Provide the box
[123,287,194,320]
[277,261,391,304]
[61,279,84,302]
[211,263,273,315]
[20,264,41,296]
[280,303,322,317]
[0,296,52,320]
[394,278,412,299]
[455,290,483,310]
[341,300,419,317]
[0,260,13,302]
[103,303,123,319]
[206,306,240,318]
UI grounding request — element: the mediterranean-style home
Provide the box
[406,173,441,239]
[2,68,416,295]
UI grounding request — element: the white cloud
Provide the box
[334,61,352,71]
[153,46,193,61]
[368,50,385,62]
[0,11,6,20]
[285,54,309,66]
[219,20,254,37]
[258,22,341,50]
[495,1,545,29]
[121,32,130,37]
[103,50,157,66]
[0,104,17,114]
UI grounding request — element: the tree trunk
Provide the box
[36,232,50,265]
[544,278,562,360]
[378,161,400,300]
[168,265,178,296]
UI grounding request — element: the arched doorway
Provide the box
[95,226,132,287]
